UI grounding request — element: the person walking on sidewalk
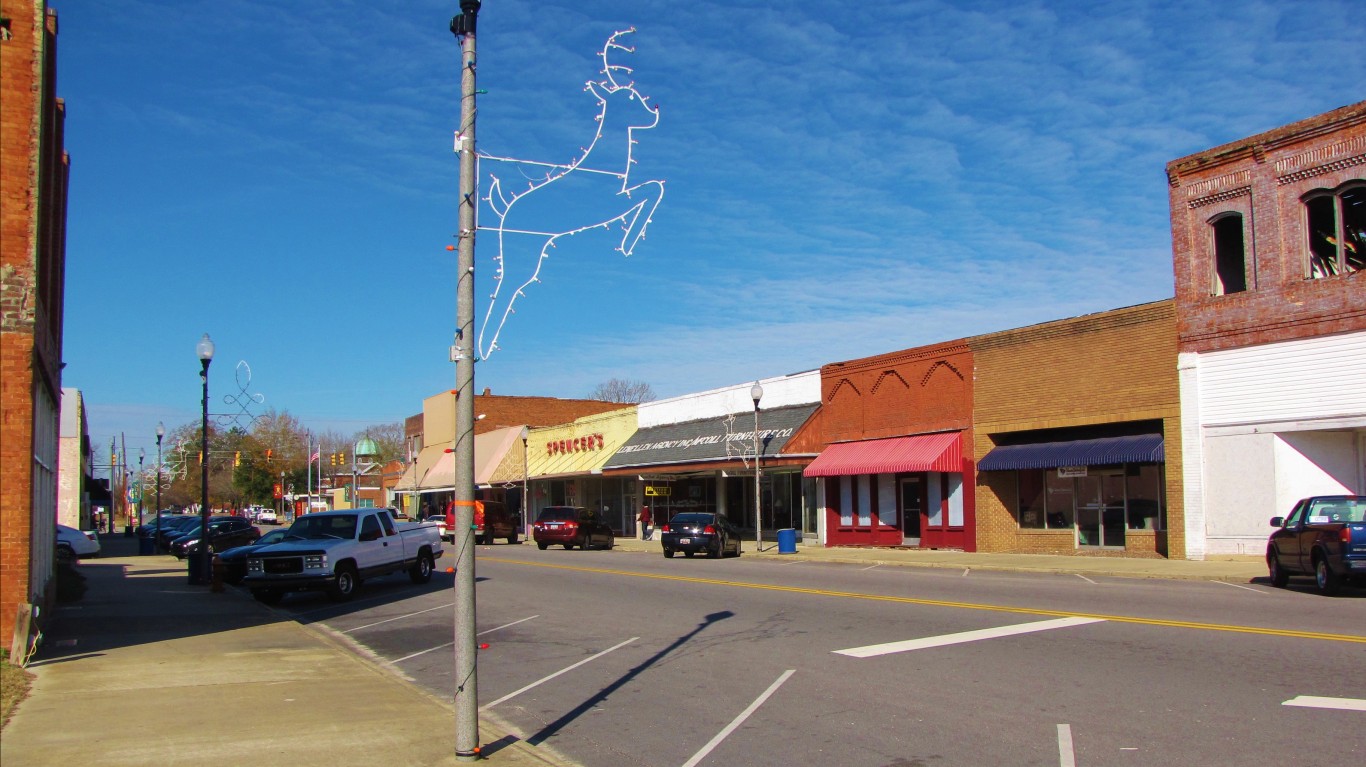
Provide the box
[639,506,653,541]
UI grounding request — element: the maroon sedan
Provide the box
[533,506,614,551]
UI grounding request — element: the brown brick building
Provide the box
[1167,102,1365,558]
[2,0,70,647]
[805,340,975,550]
[972,301,1182,558]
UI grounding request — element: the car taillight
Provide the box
[660,524,670,533]
[703,525,716,535]
[1342,527,1354,543]
[566,521,578,529]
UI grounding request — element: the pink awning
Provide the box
[803,432,962,477]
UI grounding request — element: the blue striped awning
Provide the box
[978,434,1164,471]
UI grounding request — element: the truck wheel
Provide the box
[329,564,359,602]
[409,552,434,584]
[1313,556,1340,596]
[252,589,283,605]
[507,530,519,544]
[1267,553,1288,588]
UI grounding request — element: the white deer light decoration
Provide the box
[469,28,665,359]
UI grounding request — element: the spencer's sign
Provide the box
[547,433,605,456]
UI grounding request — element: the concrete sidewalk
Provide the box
[0,536,565,767]
[610,534,1268,582]
[3,532,1265,767]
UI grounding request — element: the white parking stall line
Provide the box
[480,637,638,711]
[833,616,1106,658]
[1283,695,1366,712]
[860,564,881,571]
[1212,580,1266,594]
[389,615,540,664]
[681,670,796,767]
[1057,724,1076,767]
[1075,574,1097,585]
[343,602,454,633]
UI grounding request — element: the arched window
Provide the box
[1304,183,1365,278]
[1209,212,1246,294]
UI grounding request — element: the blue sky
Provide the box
[57,0,1364,463]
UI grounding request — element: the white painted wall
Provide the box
[638,370,820,428]
[1186,331,1366,557]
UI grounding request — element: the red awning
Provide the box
[803,432,962,477]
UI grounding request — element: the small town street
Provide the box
[287,541,1365,767]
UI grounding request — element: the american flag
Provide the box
[310,451,319,462]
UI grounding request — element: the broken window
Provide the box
[1210,213,1247,294]
[1305,183,1365,278]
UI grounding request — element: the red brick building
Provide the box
[805,340,975,550]
[1167,101,1366,557]
[1,0,70,648]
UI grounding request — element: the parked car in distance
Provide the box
[445,500,520,545]
[170,516,261,559]
[257,509,278,525]
[660,512,742,559]
[155,515,201,550]
[55,524,100,561]
[1267,495,1366,596]
[216,528,289,586]
[532,506,613,551]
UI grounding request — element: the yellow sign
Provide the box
[645,486,671,497]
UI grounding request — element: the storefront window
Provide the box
[1018,470,1046,529]
[1126,465,1164,530]
[1044,471,1075,529]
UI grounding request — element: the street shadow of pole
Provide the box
[523,610,735,747]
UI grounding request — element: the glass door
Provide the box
[900,477,922,546]
[1076,472,1126,548]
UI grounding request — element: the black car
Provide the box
[215,528,289,585]
[170,516,261,559]
[660,512,742,559]
[155,516,201,550]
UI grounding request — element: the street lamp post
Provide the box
[520,426,530,537]
[156,422,164,552]
[751,381,763,553]
[196,333,215,585]
[137,449,145,528]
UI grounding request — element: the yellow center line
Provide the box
[485,557,1366,644]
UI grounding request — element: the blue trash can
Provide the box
[138,535,155,555]
[776,528,797,554]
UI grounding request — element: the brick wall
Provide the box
[1167,101,1366,353]
[970,301,1184,557]
[1,1,66,645]
[819,339,972,442]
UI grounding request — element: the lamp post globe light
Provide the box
[751,381,763,553]
[156,422,165,552]
[196,333,214,585]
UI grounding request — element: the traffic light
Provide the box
[329,453,336,466]
[234,451,241,467]
[198,450,203,465]
[266,449,273,463]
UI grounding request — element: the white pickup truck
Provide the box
[243,508,443,604]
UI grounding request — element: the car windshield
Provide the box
[537,509,579,522]
[258,529,288,545]
[286,514,357,540]
[669,514,713,527]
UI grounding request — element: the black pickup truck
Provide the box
[1266,495,1366,595]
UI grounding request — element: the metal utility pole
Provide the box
[450,0,482,760]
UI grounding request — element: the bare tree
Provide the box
[588,378,655,403]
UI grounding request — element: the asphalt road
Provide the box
[268,544,1365,767]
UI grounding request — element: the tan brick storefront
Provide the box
[971,301,1185,558]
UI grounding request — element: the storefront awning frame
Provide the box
[803,432,962,478]
[977,433,1165,471]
